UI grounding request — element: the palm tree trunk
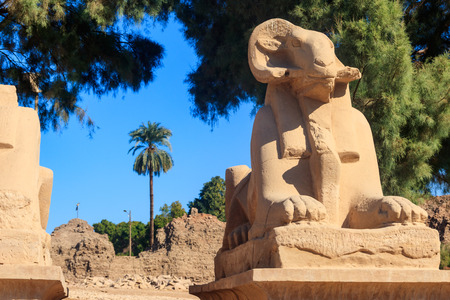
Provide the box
[149,171,154,249]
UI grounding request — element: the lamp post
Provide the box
[124,210,132,257]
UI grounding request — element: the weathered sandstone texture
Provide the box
[191,269,450,300]
[140,211,225,283]
[0,84,67,299]
[215,224,440,279]
[0,265,67,300]
[52,213,224,283]
[72,274,192,291]
[51,218,115,280]
[0,85,53,266]
[191,19,447,299]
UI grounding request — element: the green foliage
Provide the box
[403,0,449,62]
[0,0,167,131]
[172,0,450,198]
[93,201,184,255]
[154,200,187,230]
[93,219,149,255]
[188,176,225,221]
[93,219,116,239]
[440,243,450,270]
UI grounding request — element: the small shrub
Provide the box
[440,243,450,270]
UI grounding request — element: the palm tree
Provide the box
[128,122,174,249]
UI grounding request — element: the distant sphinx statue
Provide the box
[215,19,438,279]
[0,85,53,265]
[0,85,67,299]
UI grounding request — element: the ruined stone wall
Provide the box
[51,219,115,281]
[51,213,225,283]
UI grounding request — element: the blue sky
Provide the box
[41,19,255,233]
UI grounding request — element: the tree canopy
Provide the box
[0,0,168,131]
[93,219,148,255]
[154,200,187,229]
[93,201,185,255]
[172,0,450,198]
[188,176,226,221]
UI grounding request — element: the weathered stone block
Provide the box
[215,224,440,279]
[191,269,450,300]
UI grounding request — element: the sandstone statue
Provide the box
[0,85,67,299]
[191,19,448,300]
[209,19,441,280]
[224,18,428,249]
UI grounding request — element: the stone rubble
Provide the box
[71,274,192,291]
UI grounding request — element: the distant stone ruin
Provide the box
[51,212,225,283]
[140,211,225,283]
[51,218,115,281]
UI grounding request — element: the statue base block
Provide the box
[0,265,68,300]
[190,268,450,300]
[215,224,440,279]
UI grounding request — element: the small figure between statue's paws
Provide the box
[347,196,428,229]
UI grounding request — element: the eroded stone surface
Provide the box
[51,218,115,280]
[191,269,450,300]
[140,213,225,283]
[215,224,440,279]
[0,85,54,266]
[0,84,67,299]
[51,214,225,284]
[0,265,67,300]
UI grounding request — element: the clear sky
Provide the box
[41,18,255,234]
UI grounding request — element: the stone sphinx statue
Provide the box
[0,85,53,266]
[215,19,439,279]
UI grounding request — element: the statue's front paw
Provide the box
[378,196,428,224]
[348,196,428,229]
[267,195,327,226]
[249,195,326,240]
[286,195,327,222]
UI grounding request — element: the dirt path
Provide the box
[66,286,199,300]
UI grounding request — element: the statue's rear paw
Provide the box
[348,196,428,229]
[227,223,250,249]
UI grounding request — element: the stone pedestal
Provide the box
[190,268,450,300]
[215,224,440,279]
[191,224,446,299]
[0,265,68,300]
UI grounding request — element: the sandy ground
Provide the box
[66,286,200,300]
